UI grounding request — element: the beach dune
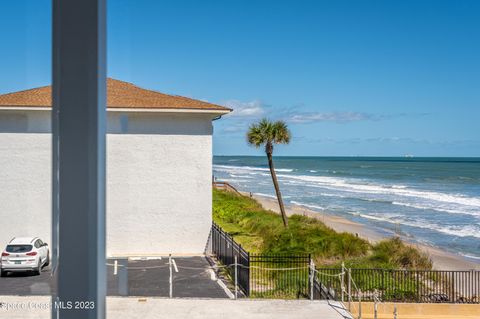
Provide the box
[250,193,480,271]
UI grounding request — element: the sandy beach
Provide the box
[248,193,480,271]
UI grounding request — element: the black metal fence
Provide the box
[211,223,480,303]
[211,222,250,295]
[211,222,311,298]
[312,269,338,300]
[315,268,480,304]
[249,254,311,299]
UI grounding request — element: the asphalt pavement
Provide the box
[0,256,228,298]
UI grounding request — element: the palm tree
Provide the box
[247,119,291,227]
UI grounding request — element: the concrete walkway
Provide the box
[0,296,350,319]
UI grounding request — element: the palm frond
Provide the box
[246,118,291,149]
[247,123,264,147]
[272,120,291,144]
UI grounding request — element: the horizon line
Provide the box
[213,155,480,158]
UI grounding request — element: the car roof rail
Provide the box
[9,237,15,243]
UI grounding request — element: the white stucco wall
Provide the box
[0,109,215,256]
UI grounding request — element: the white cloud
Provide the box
[215,98,431,139]
[224,100,266,118]
[288,112,376,124]
[285,111,429,124]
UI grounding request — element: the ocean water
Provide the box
[213,156,480,261]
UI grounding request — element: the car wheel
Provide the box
[0,269,6,277]
[34,261,41,276]
[44,253,50,267]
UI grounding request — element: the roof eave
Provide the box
[0,105,232,115]
[108,107,232,115]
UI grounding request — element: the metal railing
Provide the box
[212,181,244,196]
[249,253,311,299]
[211,223,480,305]
[211,222,312,298]
[211,222,250,295]
[315,267,480,304]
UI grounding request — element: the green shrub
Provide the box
[213,189,432,270]
[370,237,432,269]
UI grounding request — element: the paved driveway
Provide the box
[0,256,228,299]
[0,268,54,296]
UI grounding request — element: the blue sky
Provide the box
[1,1,479,156]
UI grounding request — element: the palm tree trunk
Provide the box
[266,150,288,227]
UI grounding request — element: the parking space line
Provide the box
[207,268,217,280]
[128,256,163,261]
[171,259,179,273]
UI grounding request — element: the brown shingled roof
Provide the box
[0,78,231,112]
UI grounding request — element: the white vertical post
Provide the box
[52,0,106,318]
[310,259,315,301]
[358,289,362,319]
[341,262,345,303]
[169,254,173,298]
[234,255,238,299]
[348,268,352,311]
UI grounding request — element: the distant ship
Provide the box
[404,154,414,158]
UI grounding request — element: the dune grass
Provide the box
[213,189,432,269]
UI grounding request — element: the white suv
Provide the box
[1,237,50,276]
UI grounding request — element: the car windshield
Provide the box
[6,245,33,253]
